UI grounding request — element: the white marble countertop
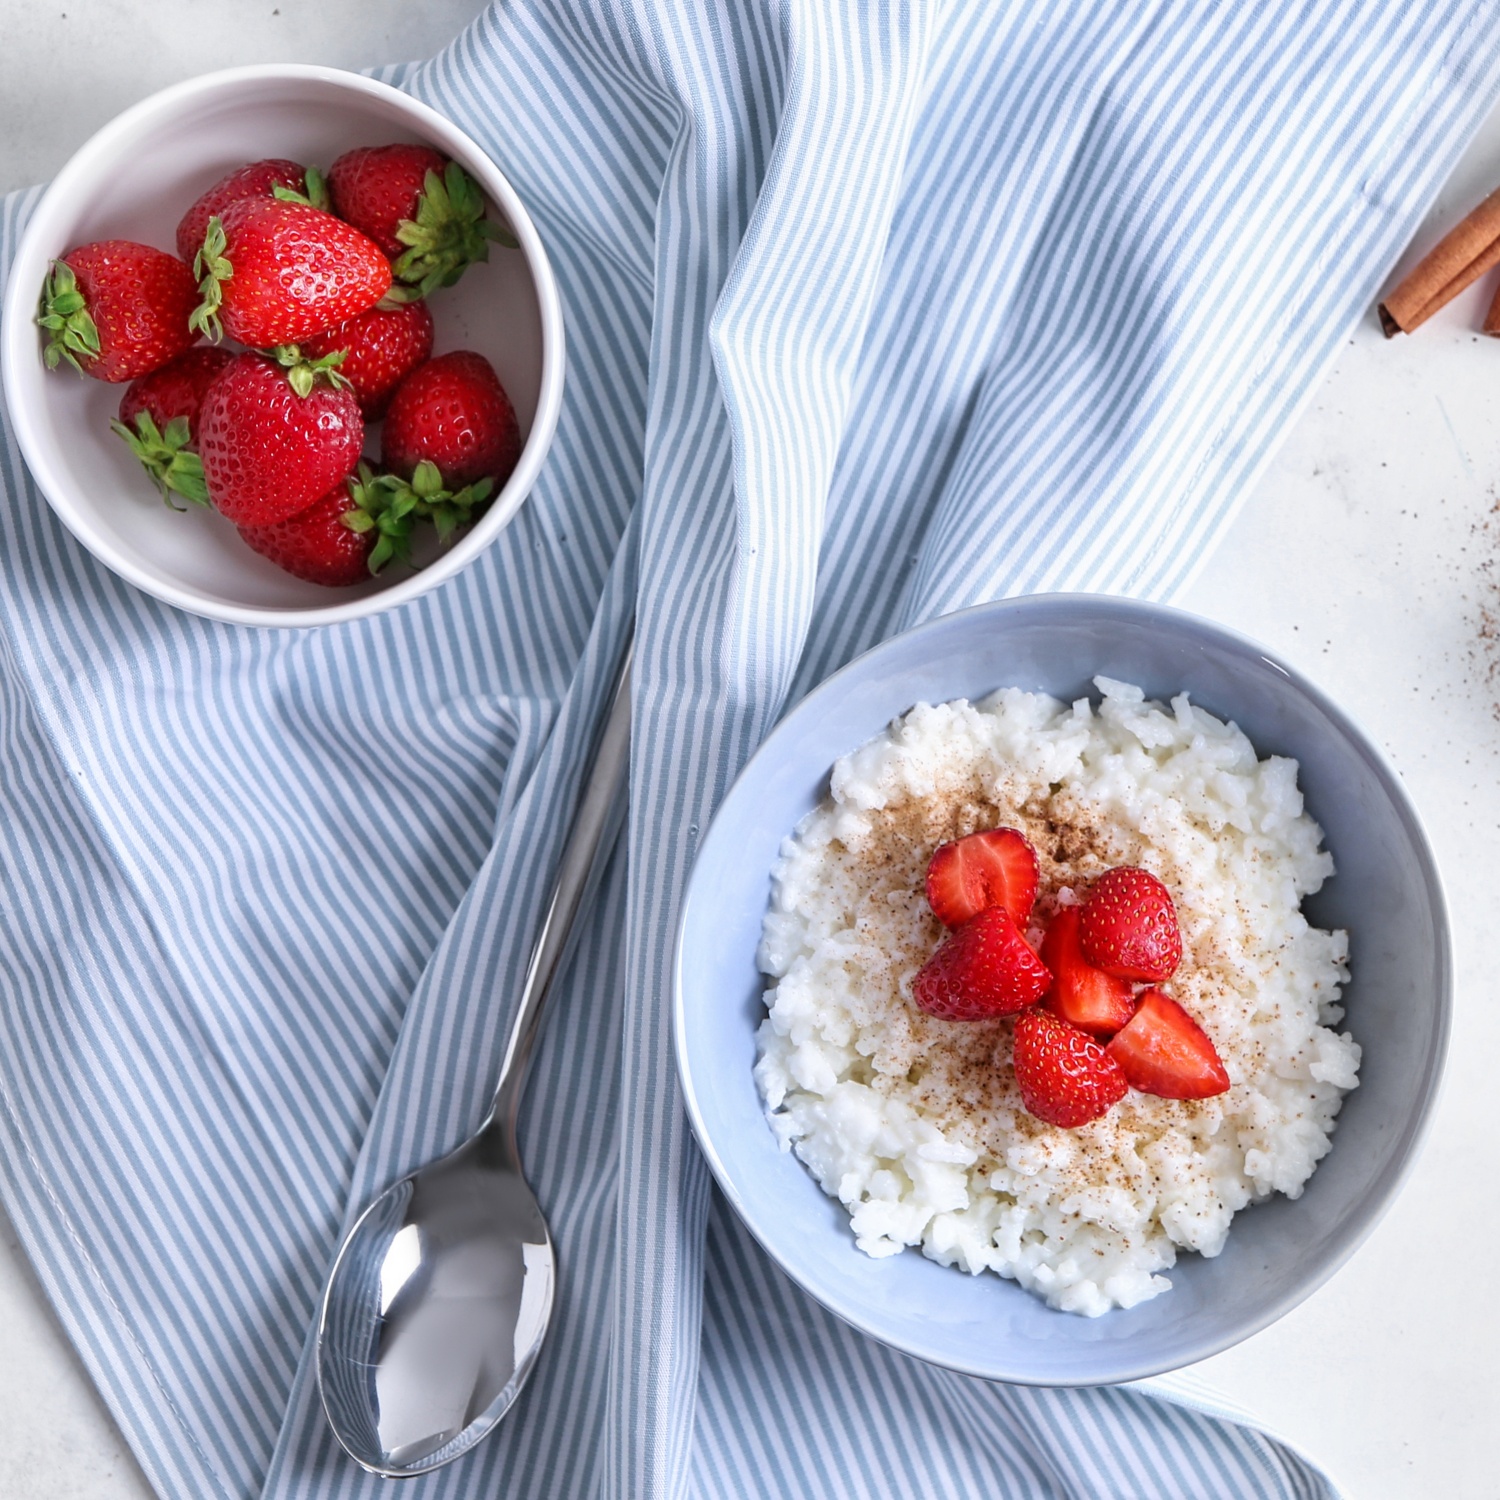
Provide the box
[3,4,1498,1497]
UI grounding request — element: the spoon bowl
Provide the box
[318,1124,554,1475]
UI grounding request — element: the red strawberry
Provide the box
[328,145,514,296]
[382,351,521,489]
[118,346,235,435]
[300,299,434,418]
[111,347,235,506]
[197,351,363,526]
[1012,1008,1129,1128]
[1106,989,1230,1100]
[1040,906,1136,1038]
[38,242,199,382]
[1078,866,1183,982]
[175,159,321,263]
[925,828,1039,929]
[189,197,391,347]
[912,907,1051,1022]
[237,469,395,586]
[328,145,448,257]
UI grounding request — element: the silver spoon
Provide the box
[316,640,633,1477]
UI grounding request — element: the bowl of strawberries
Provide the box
[1,64,564,626]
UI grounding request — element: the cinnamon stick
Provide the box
[1379,183,1500,336]
[1484,276,1500,336]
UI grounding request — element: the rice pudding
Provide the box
[753,678,1358,1316]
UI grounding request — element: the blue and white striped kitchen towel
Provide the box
[0,2,1494,1496]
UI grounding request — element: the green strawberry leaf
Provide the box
[110,411,209,508]
[188,217,234,342]
[344,464,417,575]
[36,260,101,375]
[270,344,352,397]
[389,161,516,299]
[342,460,493,570]
[270,163,330,213]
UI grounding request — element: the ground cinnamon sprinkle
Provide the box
[1468,500,1500,718]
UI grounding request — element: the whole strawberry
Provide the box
[175,159,324,263]
[197,350,363,526]
[328,145,515,297]
[111,347,234,506]
[328,145,446,258]
[1078,867,1183,983]
[239,464,417,586]
[382,350,521,489]
[38,241,199,382]
[189,197,390,347]
[1012,1008,1128,1128]
[300,299,433,418]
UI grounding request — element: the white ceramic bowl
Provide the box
[675,595,1451,1384]
[1,64,564,627]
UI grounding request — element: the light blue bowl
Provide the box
[673,594,1450,1385]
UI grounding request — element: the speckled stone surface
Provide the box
[2,4,1497,1496]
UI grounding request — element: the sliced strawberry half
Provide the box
[1078,866,1183,982]
[1040,906,1136,1038]
[925,828,1039,929]
[1105,988,1230,1100]
[911,907,1051,1022]
[1012,1008,1128,1128]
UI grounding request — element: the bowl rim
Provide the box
[672,591,1453,1384]
[0,62,565,629]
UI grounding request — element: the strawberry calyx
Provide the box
[366,458,494,544]
[37,260,101,374]
[387,162,518,301]
[269,165,331,212]
[189,216,234,342]
[339,462,418,574]
[268,344,353,398]
[109,411,208,509]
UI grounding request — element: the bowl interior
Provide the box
[675,595,1448,1384]
[2,69,549,623]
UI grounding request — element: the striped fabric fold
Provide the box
[0,2,1496,1498]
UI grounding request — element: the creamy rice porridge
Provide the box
[753,678,1358,1316]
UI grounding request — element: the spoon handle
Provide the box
[488,632,634,1133]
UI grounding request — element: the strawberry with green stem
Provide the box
[364,460,494,549]
[197,347,363,526]
[38,241,199,382]
[189,196,390,348]
[110,346,234,507]
[328,145,517,298]
[239,464,414,585]
[176,159,326,262]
